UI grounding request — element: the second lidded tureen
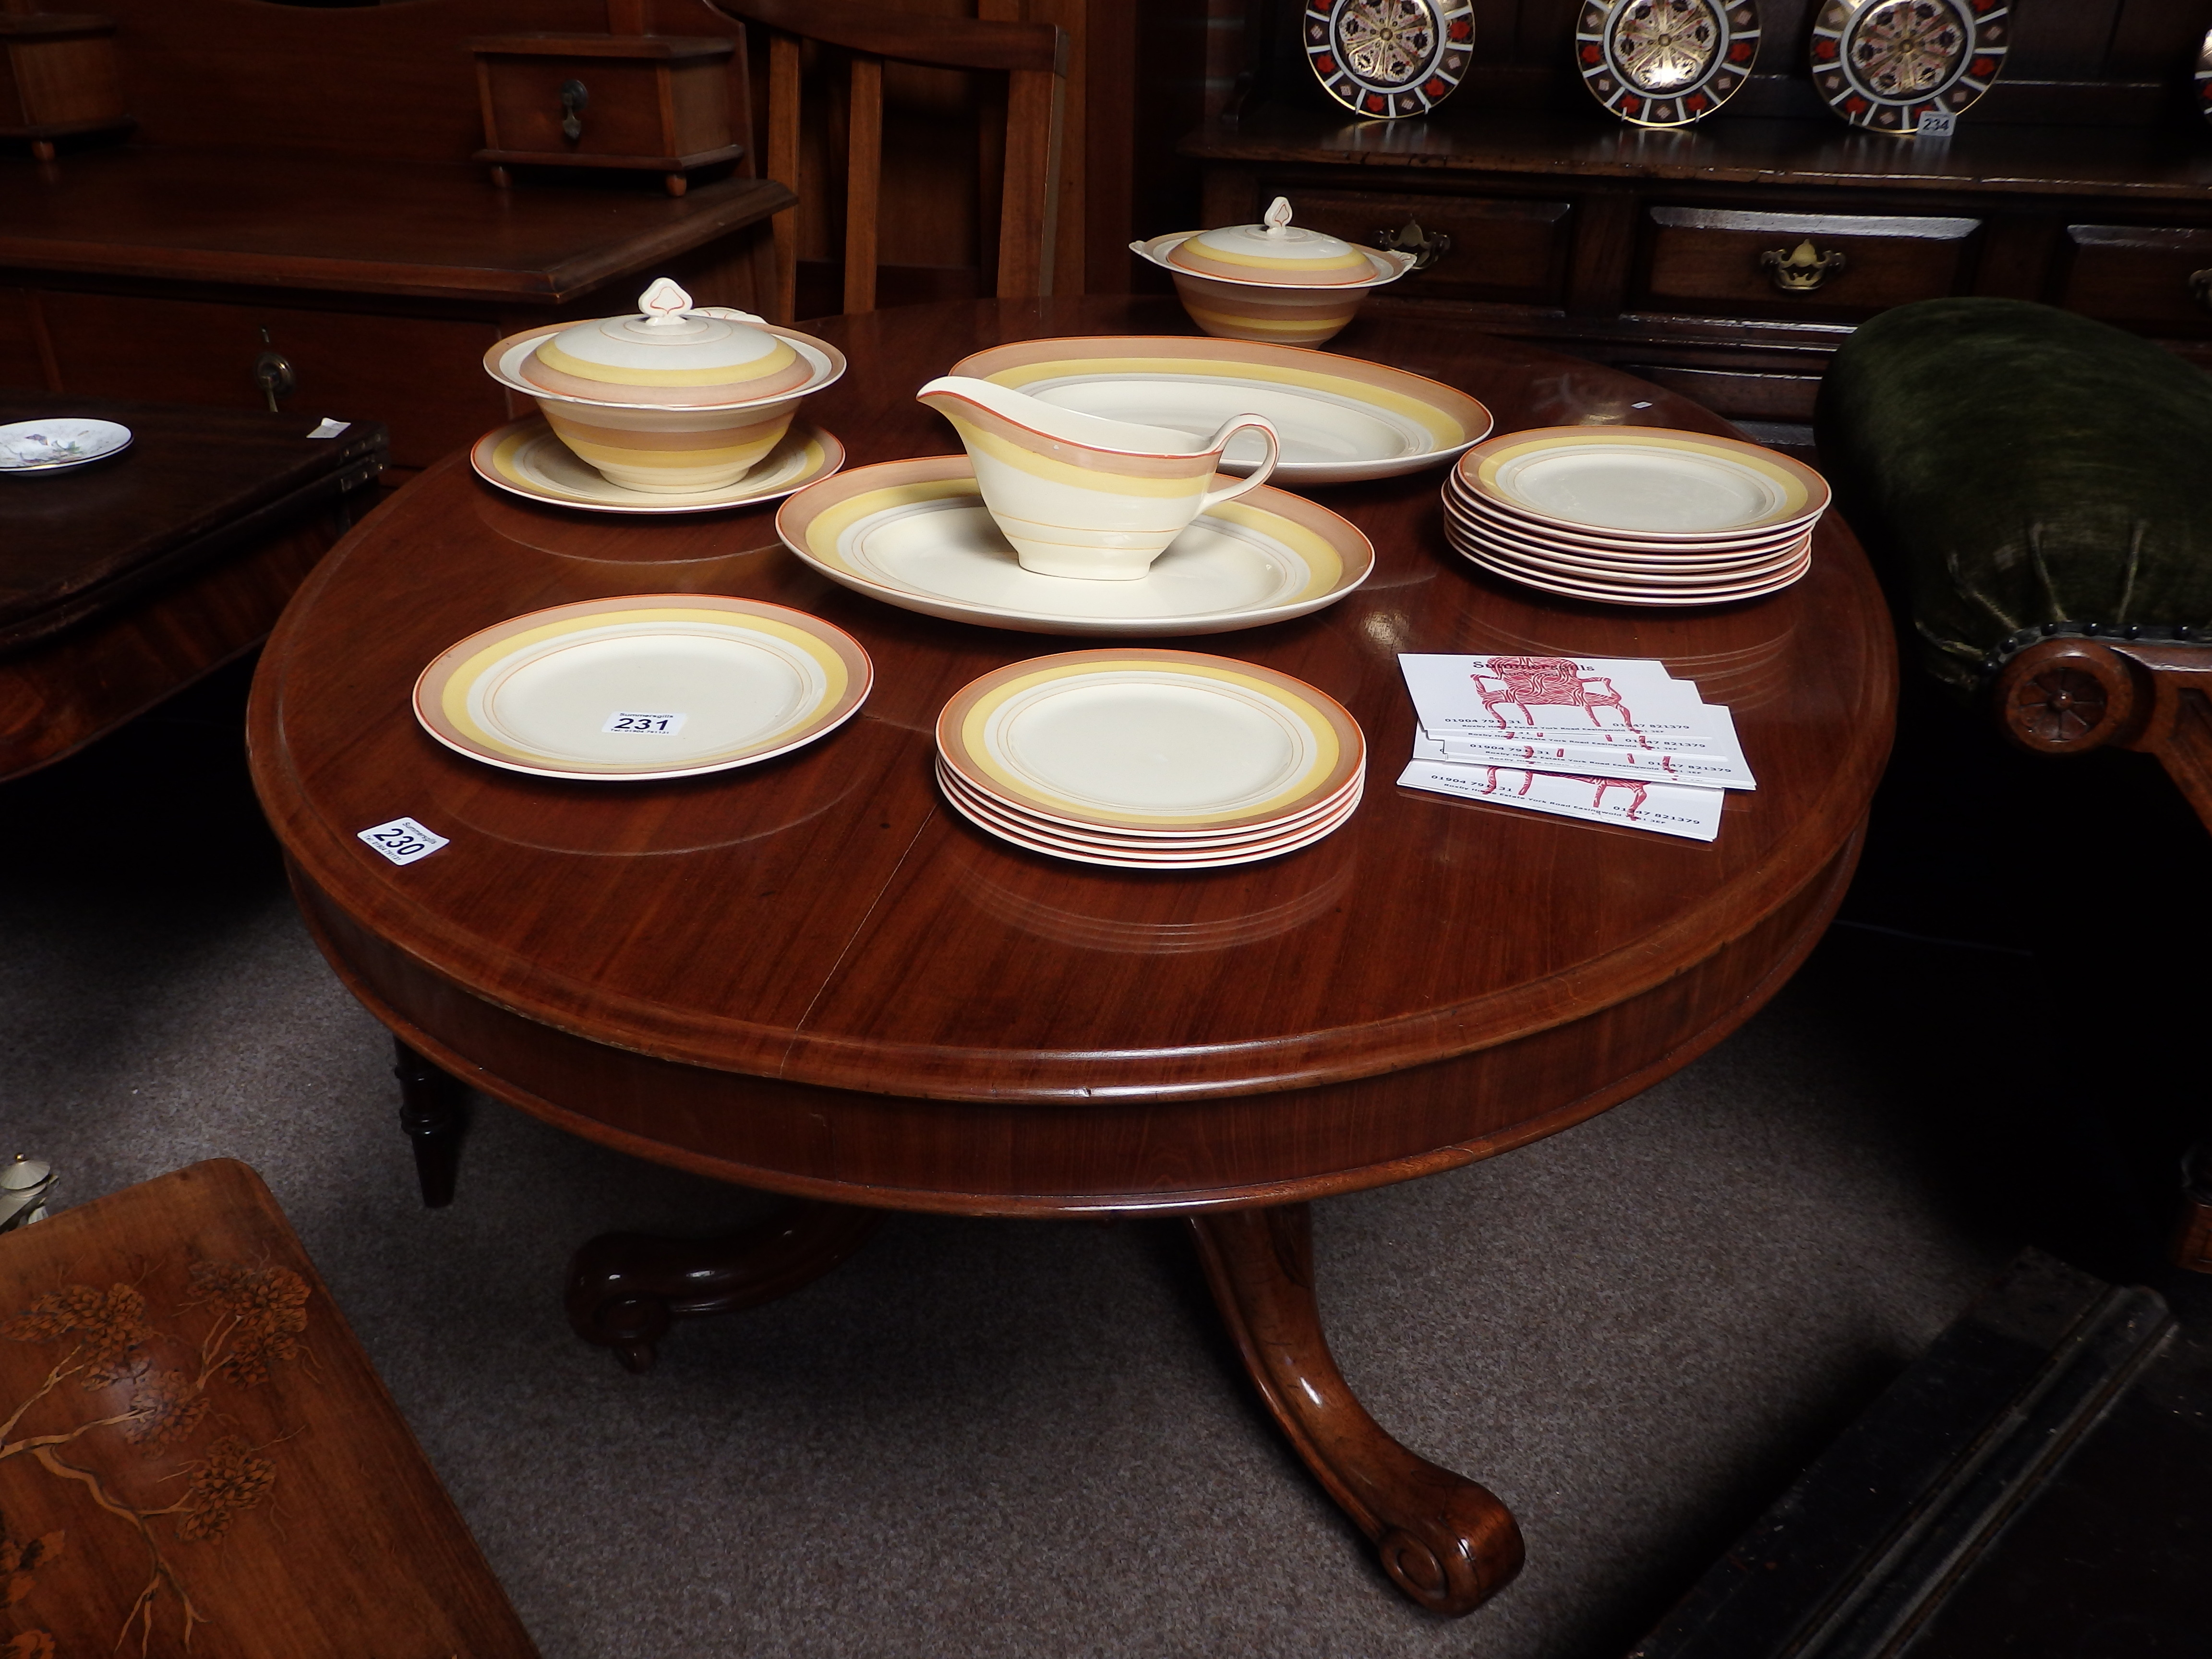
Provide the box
[1131,197,1416,347]
[483,278,846,493]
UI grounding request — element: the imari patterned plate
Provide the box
[1303,0,1475,120]
[2196,27,2212,126]
[414,595,872,781]
[948,335,1492,483]
[1575,0,1761,128]
[1809,0,2009,136]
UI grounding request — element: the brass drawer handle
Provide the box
[1761,240,1847,293]
[2191,268,2212,313]
[252,328,295,412]
[1376,218,1452,271]
[560,77,589,143]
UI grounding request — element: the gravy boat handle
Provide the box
[1196,414,1281,512]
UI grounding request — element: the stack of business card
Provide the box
[1395,653,1754,842]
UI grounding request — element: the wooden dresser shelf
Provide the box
[0,144,791,301]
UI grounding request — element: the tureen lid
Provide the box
[530,278,800,392]
[1166,197,1375,287]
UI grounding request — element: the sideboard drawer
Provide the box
[1640,206,1981,321]
[2059,226,2212,335]
[38,293,505,469]
[1277,189,1574,309]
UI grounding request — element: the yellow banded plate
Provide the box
[1456,426,1830,541]
[470,416,844,515]
[936,649,1365,832]
[947,336,1492,484]
[414,594,872,781]
[777,455,1372,638]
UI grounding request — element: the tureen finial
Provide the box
[638,277,695,326]
[1262,197,1294,237]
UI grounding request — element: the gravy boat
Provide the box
[917,376,1280,580]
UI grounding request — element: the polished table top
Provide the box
[248,294,1894,1213]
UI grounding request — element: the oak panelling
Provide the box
[248,295,1894,1215]
[2105,0,2212,81]
[0,285,46,385]
[2057,224,2212,336]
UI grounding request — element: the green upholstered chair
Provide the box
[1815,297,2212,1271]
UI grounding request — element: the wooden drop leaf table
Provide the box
[245,295,1896,1617]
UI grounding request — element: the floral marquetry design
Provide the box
[1305,0,1475,120]
[0,1258,312,1652]
[1576,0,1761,128]
[1808,0,2009,136]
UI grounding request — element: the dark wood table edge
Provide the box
[279,823,1860,1217]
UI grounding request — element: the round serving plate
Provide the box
[948,335,1491,483]
[1303,0,1476,119]
[1448,521,1813,587]
[936,649,1364,833]
[935,754,1362,847]
[0,417,133,474]
[1575,0,1761,128]
[471,417,844,514]
[1454,427,1828,541]
[1808,0,2008,136]
[938,760,1364,869]
[413,595,872,781]
[776,455,1373,637]
[1450,536,1812,607]
[1442,481,1815,565]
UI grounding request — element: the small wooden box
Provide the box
[0,11,132,160]
[469,32,741,197]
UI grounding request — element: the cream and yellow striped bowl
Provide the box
[1131,232,1414,347]
[483,322,846,494]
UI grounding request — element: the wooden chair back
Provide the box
[711,0,1065,321]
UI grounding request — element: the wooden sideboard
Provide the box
[0,0,792,479]
[1186,0,2212,430]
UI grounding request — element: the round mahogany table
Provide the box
[247,295,1894,1617]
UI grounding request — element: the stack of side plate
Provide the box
[1443,426,1829,607]
[935,649,1364,870]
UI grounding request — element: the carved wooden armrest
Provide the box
[1993,632,2212,832]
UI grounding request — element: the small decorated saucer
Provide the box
[0,418,132,474]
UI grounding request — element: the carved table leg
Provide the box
[1190,1204,1525,1616]
[392,1037,468,1209]
[566,1202,885,1373]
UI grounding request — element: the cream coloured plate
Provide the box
[471,416,844,515]
[1444,481,1814,565]
[1457,427,1829,539]
[947,336,1492,483]
[937,649,1365,832]
[1450,540,1812,608]
[935,756,1359,846]
[940,761,1363,868]
[414,594,871,780]
[778,455,1372,637]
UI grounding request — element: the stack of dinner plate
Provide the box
[935,648,1365,870]
[1442,425,1830,607]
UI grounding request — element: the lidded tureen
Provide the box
[1131,198,1415,347]
[482,278,846,493]
[517,277,817,406]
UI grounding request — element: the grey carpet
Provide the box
[0,670,2022,1659]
